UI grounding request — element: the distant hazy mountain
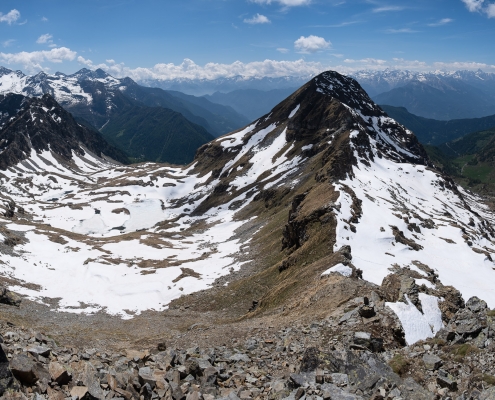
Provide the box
[204,88,297,121]
[351,68,495,97]
[381,105,495,145]
[350,69,495,120]
[137,75,309,96]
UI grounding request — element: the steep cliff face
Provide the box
[0,93,128,170]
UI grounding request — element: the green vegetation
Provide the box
[381,105,495,145]
[388,354,409,376]
[424,127,495,194]
[449,344,480,362]
[101,106,214,165]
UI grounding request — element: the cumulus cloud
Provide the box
[243,14,271,24]
[76,57,327,81]
[428,18,453,26]
[0,47,77,72]
[294,35,331,53]
[69,56,495,85]
[486,3,495,16]
[36,34,53,44]
[277,47,289,53]
[461,0,495,17]
[250,0,311,7]
[0,9,20,24]
[461,0,485,12]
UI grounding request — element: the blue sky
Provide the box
[1,0,495,80]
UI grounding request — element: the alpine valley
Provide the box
[1,70,495,400]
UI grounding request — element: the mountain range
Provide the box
[2,69,495,398]
[0,67,250,164]
[381,105,495,145]
[351,69,495,120]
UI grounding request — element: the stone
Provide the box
[229,353,250,363]
[0,345,15,396]
[70,385,88,399]
[437,370,457,391]
[202,366,218,386]
[46,387,65,400]
[139,366,157,389]
[48,362,71,385]
[27,346,51,358]
[466,297,487,313]
[321,383,364,399]
[330,373,349,387]
[289,373,315,389]
[295,387,305,400]
[10,354,37,385]
[0,286,21,306]
[358,305,376,318]
[423,354,442,371]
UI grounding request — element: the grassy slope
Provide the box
[101,106,214,165]
[425,128,495,194]
[381,105,495,145]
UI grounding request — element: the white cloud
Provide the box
[250,0,311,6]
[0,9,20,24]
[294,35,331,53]
[461,0,495,17]
[77,58,327,81]
[36,34,53,44]
[385,28,419,33]
[2,39,15,48]
[461,0,485,12]
[486,3,495,16]
[428,18,453,26]
[243,14,271,24]
[0,47,77,72]
[71,56,495,85]
[277,47,289,53]
[42,17,48,22]
[373,6,404,12]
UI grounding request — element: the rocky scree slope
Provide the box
[0,93,128,170]
[0,71,494,370]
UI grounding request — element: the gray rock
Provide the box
[466,296,487,313]
[422,354,442,371]
[229,353,250,363]
[289,373,315,389]
[321,383,364,399]
[27,345,51,358]
[437,369,457,391]
[0,345,15,396]
[10,354,37,385]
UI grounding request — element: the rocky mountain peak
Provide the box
[312,71,384,117]
[0,93,127,170]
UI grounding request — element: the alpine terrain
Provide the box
[1,71,495,399]
[0,67,249,164]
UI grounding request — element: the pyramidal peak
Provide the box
[0,70,494,347]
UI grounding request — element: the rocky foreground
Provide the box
[0,287,495,400]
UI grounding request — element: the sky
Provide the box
[1,0,495,81]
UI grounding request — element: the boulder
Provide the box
[422,354,442,371]
[48,362,71,385]
[10,354,37,385]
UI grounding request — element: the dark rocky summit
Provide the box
[0,93,128,170]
